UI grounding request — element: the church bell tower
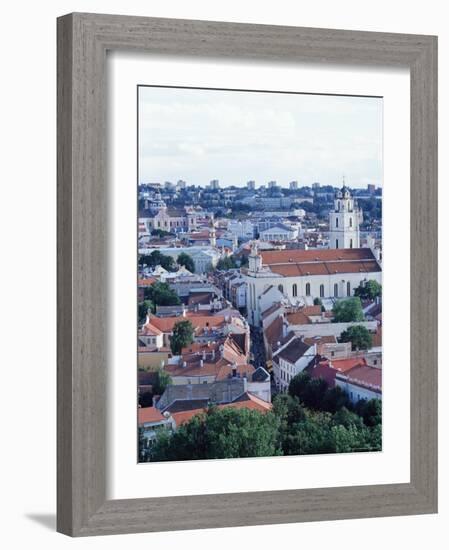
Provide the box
[329,181,361,249]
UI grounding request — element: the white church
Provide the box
[242,185,382,325]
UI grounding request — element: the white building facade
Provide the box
[328,186,361,249]
[242,244,382,325]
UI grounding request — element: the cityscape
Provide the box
[137,177,382,462]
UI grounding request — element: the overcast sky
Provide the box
[138,86,382,188]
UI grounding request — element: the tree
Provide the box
[138,250,177,271]
[322,386,351,413]
[216,256,237,270]
[354,398,382,427]
[339,324,373,350]
[332,297,364,323]
[152,369,172,396]
[151,228,174,238]
[289,372,329,410]
[146,282,181,308]
[150,407,281,461]
[354,280,382,300]
[138,300,154,324]
[177,252,195,273]
[170,319,195,354]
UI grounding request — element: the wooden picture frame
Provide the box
[57,12,438,536]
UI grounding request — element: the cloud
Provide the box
[138,86,382,187]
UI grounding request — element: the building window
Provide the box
[336,217,339,228]
[350,238,353,249]
[278,284,284,294]
[305,283,311,296]
[320,284,324,298]
[292,283,297,297]
[336,239,339,249]
[334,283,338,297]
[347,281,351,296]
[349,217,353,227]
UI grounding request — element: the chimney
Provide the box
[200,359,204,368]
[182,306,187,317]
[182,361,187,369]
[202,350,206,360]
[282,320,288,339]
[211,349,215,360]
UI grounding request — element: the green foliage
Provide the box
[288,372,327,409]
[145,282,181,308]
[138,250,177,271]
[170,319,195,354]
[313,297,323,307]
[138,300,154,324]
[177,252,195,273]
[151,228,174,238]
[216,256,237,270]
[289,372,352,413]
[339,325,373,351]
[354,398,382,427]
[332,297,364,323]
[150,407,281,461]
[152,369,172,396]
[354,280,382,300]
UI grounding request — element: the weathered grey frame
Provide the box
[57,12,438,537]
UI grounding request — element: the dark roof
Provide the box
[252,366,270,382]
[276,337,312,364]
[229,333,247,355]
[138,371,158,386]
[164,398,210,413]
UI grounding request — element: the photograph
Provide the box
[137,86,383,462]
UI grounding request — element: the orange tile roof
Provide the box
[216,363,255,380]
[330,357,367,373]
[260,248,376,265]
[264,316,284,347]
[143,314,225,335]
[138,277,157,287]
[303,335,337,346]
[260,248,381,278]
[339,364,382,391]
[171,393,272,426]
[286,311,312,325]
[138,407,165,425]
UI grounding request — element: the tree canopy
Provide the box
[170,319,195,354]
[339,324,373,350]
[150,407,281,461]
[144,282,181,308]
[152,369,172,396]
[332,297,364,323]
[138,300,154,324]
[177,252,195,273]
[138,250,176,271]
[354,280,382,300]
[216,256,237,270]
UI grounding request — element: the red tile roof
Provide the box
[138,277,157,287]
[259,248,381,278]
[171,393,272,426]
[260,248,376,265]
[264,315,284,347]
[338,364,382,392]
[143,314,225,335]
[138,406,165,425]
[330,357,367,373]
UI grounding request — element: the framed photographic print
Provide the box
[57,13,438,536]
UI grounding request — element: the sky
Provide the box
[138,86,382,188]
